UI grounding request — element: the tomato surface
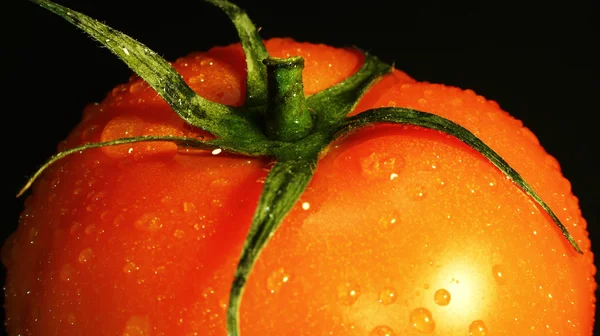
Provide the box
[3,38,596,335]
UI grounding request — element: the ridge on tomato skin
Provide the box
[4,0,596,335]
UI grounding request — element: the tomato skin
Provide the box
[3,38,595,335]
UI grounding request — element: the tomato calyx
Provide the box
[23,0,583,335]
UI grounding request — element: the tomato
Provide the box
[4,1,595,335]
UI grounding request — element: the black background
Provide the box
[4,0,599,334]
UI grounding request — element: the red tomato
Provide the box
[4,1,595,335]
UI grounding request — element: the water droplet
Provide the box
[201,286,215,299]
[189,74,206,84]
[434,288,451,306]
[60,264,76,281]
[360,152,401,179]
[370,325,396,336]
[129,81,148,93]
[209,178,229,189]
[378,211,400,229]
[28,227,39,244]
[123,262,139,274]
[544,154,561,170]
[378,287,398,305]
[422,158,439,171]
[412,185,427,200]
[78,248,93,264]
[301,202,310,210]
[492,264,506,284]
[84,224,96,235]
[134,213,162,232]
[114,214,125,227]
[81,124,99,141]
[469,320,488,335]
[173,229,185,239]
[123,315,151,336]
[410,307,435,333]
[200,58,214,66]
[161,195,172,205]
[62,312,75,326]
[266,267,290,294]
[82,103,102,122]
[183,202,197,213]
[337,282,361,305]
[520,127,540,145]
[111,84,127,97]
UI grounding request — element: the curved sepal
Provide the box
[205,0,269,115]
[16,135,252,198]
[335,107,582,254]
[227,158,317,335]
[31,0,265,142]
[307,53,391,127]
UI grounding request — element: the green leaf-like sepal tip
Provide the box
[16,135,239,197]
[307,52,392,126]
[336,107,582,254]
[227,159,317,335]
[30,0,267,145]
[205,0,269,117]
[24,1,583,336]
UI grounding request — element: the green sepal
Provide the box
[31,0,266,143]
[226,158,317,336]
[16,135,255,198]
[336,107,582,254]
[307,53,392,127]
[205,0,269,117]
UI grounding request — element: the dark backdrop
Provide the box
[5,0,598,334]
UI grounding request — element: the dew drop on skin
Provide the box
[378,211,400,230]
[409,307,435,333]
[359,152,401,179]
[378,287,398,305]
[492,264,506,284]
[468,320,488,335]
[370,325,396,336]
[123,315,152,336]
[77,248,93,264]
[60,264,75,282]
[134,213,162,232]
[337,282,361,306]
[266,268,290,294]
[433,288,451,306]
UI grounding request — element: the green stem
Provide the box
[263,57,313,142]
